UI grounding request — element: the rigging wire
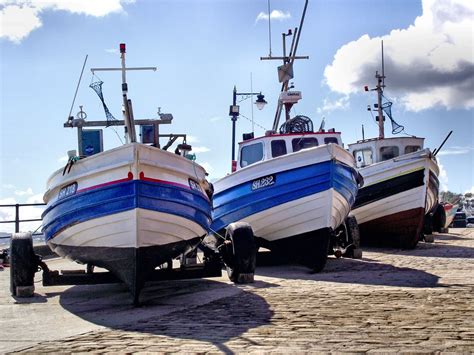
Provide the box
[239,113,267,131]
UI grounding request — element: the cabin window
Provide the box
[271,140,287,158]
[380,146,399,161]
[240,142,264,167]
[324,137,339,145]
[292,137,318,152]
[405,145,421,154]
[353,149,373,168]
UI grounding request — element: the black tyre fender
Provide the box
[223,222,256,283]
[424,212,434,235]
[10,232,37,297]
[301,233,330,273]
[343,215,363,259]
[432,204,446,233]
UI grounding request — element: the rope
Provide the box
[240,113,267,131]
[208,226,226,241]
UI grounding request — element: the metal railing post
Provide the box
[15,204,20,233]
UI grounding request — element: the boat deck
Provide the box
[1,228,473,353]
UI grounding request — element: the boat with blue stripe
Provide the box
[211,2,362,271]
[212,119,362,272]
[41,44,213,303]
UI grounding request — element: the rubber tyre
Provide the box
[432,204,446,233]
[300,233,330,273]
[423,234,435,243]
[10,232,36,297]
[424,213,434,236]
[224,222,256,283]
[342,215,362,259]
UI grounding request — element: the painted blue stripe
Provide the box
[211,160,358,232]
[42,180,211,241]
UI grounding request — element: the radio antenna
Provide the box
[67,55,88,122]
[267,0,272,57]
[381,40,385,87]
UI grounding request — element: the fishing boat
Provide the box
[40,44,213,302]
[348,44,441,248]
[441,202,457,230]
[211,1,362,271]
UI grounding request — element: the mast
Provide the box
[261,0,309,132]
[376,41,385,139]
[91,43,157,143]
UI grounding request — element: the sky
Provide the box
[0,0,473,233]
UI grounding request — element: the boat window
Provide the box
[324,137,339,145]
[240,142,264,167]
[353,149,373,168]
[380,146,399,161]
[405,145,421,154]
[292,137,318,152]
[271,140,287,158]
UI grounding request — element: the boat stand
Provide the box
[38,256,222,288]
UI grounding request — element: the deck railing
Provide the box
[0,203,46,236]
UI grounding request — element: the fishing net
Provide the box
[89,80,117,126]
[279,115,314,134]
[382,99,404,134]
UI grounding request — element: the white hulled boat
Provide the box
[348,48,440,248]
[211,3,362,271]
[41,44,212,303]
[212,124,361,270]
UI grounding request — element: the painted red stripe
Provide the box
[77,172,134,193]
[139,172,191,190]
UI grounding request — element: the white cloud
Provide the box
[58,155,68,163]
[436,146,474,156]
[256,9,291,23]
[191,146,210,154]
[323,0,474,111]
[186,135,199,144]
[437,159,449,191]
[26,193,44,204]
[0,5,41,43]
[0,0,134,43]
[14,187,33,196]
[2,184,15,189]
[466,186,474,194]
[198,161,213,174]
[105,48,119,54]
[209,116,225,122]
[0,196,44,234]
[316,96,350,114]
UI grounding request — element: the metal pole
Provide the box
[120,46,136,143]
[67,55,88,121]
[267,0,272,57]
[231,86,237,161]
[433,130,453,156]
[15,204,19,233]
[250,72,254,133]
[376,72,384,139]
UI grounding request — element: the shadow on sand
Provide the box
[256,251,441,288]
[366,232,474,259]
[56,278,275,353]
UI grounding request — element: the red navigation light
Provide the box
[120,43,126,53]
[231,160,237,172]
[364,85,369,92]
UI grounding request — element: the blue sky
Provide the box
[0,0,473,232]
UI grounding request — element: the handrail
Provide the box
[0,203,46,234]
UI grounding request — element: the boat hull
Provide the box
[351,149,439,248]
[212,144,359,258]
[42,143,211,294]
[443,203,457,229]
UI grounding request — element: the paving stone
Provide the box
[3,229,474,353]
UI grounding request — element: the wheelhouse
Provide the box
[348,137,424,168]
[237,131,343,171]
